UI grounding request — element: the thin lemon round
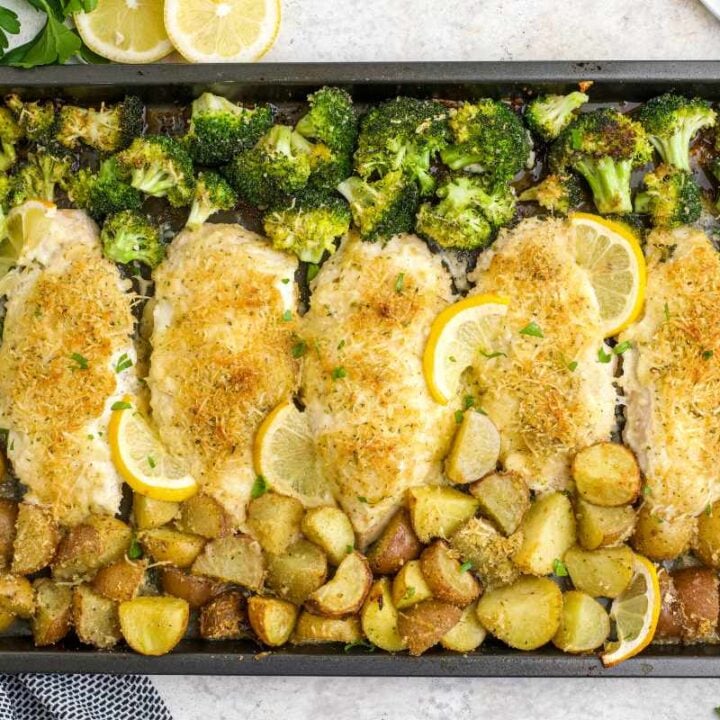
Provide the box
[109,396,198,502]
[0,201,55,278]
[164,0,281,63]
[423,294,509,405]
[446,410,501,484]
[570,212,646,338]
[253,400,332,507]
[74,0,174,64]
[601,554,661,667]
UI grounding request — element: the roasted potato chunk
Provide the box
[469,472,529,536]
[0,574,34,618]
[177,493,231,539]
[672,567,719,644]
[0,610,14,633]
[119,596,189,655]
[248,596,298,647]
[91,558,146,602]
[266,539,328,605]
[420,540,481,607]
[407,486,479,543]
[564,545,634,598]
[631,506,694,561]
[139,528,205,568]
[440,600,486,653]
[191,535,265,591]
[391,559,433,610]
[301,506,355,566]
[367,509,421,575]
[513,492,575,576]
[397,600,462,656]
[0,499,17,569]
[160,567,225,609]
[572,443,640,506]
[655,568,682,643]
[305,551,372,617]
[360,578,406,652]
[248,492,304,555]
[132,494,179,530]
[11,503,59,575]
[291,611,362,645]
[552,590,610,653]
[72,584,120,649]
[32,578,72,647]
[476,576,562,650]
[199,590,247,640]
[575,498,636,551]
[693,501,720,569]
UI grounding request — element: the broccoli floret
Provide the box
[524,91,589,141]
[440,100,532,184]
[519,173,584,214]
[549,108,652,215]
[0,107,22,172]
[186,171,238,230]
[263,189,351,263]
[634,164,701,229]
[101,210,164,268]
[116,135,195,207]
[67,157,142,218]
[354,97,449,195]
[296,86,357,153]
[9,149,71,205]
[637,93,716,172]
[184,92,273,166]
[337,170,419,242]
[5,94,56,144]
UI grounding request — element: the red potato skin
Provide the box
[671,567,719,644]
[367,510,423,575]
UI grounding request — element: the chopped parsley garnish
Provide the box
[394,272,405,294]
[127,537,143,560]
[69,352,89,371]
[291,340,307,358]
[87,434,94,441]
[448,355,457,363]
[459,560,473,573]
[454,410,464,424]
[519,321,543,338]
[332,366,347,380]
[251,475,268,499]
[343,639,375,653]
[463,395,475,410]
[479,349,507,359]
[147,456,156,469]
[281,277,290,284]
[307,264,320,281]
[403,586,416,600]
[281,310,293,322]
[664,302,671,322]
[345,544,354,554]
[703,349,714,361]
[706,504,713,517]
[111,401,132,411]
[114,353,133,373]
[597,347,612,363]
[357,495,368,504]
[552,558,569,577]
[613,341,632,355]
[642,484,652,496]
[337,339,346,350]
[567,361,578,372]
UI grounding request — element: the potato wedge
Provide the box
[138,528,205,568]
[655,568,682,643]
[177,493,231,540]
[397,600,462,656]
[0,499,17,569]
[572,442,640,506]
[693,501,720,569]
[0,574,34,618]
[672,566,719,644]
[440,600,486,653]
[360,578,406,652]
[631,506,694,561]
[407,486,479,543]
[513,492,575,576]
[305,551,372,617]
[291,611,362,645]
[91,558,146,602]
[32,578,72,647]
[391,559,433,610]
[0,610,14,633]
[248,492,304,556]
[420,540,481,607]
[302,506,356,566]
[11,503,59,575]
[575,498,636,551]
[366,509,421,575]
[247,596,298,647]
[266,539,328,605]
[119,596,189,655]
[160,567,225,609]
[72,584,120,649]
[476,576,562,650]
[469,472,529,536]
[564,545,634,598]
[132,495,179,530]
[191,535,265,591]
[552,590,610,653]
[199,590,247,640]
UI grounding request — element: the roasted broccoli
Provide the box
[519,173,584,214]
[263,189,351,263]
[116,135,195,207]
[296,86,357,153]
[67,157,142,218]
[440,100,532,184]
[633,164,701,228]
[186,171,238,230]
[637,93,716,172]
[337,170,419,242]
[415,175,516,250]
[524,91,589,142]
[9,149,71,205]
[101,210,164,268]
[354,97,449,195]
[0,107,22,172]
[183,92,273,166]
[5,94,56,144]
[549,108,652,215]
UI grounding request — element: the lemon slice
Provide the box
[601,554,661,667]
[109,396,198,502]
[423,294,509,405]
[164,0,281,63]
[74,0,174,63]
[445,410,501,484]
[0,201,55,278]
[570,212,646,338]
[253,400,332,507]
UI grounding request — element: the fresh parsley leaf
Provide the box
[61,0,98,14]
[111,401,132,411]
[307,263,319,281]
[0,6,20,57]
[463,395,475,410]
[479,349,506,359]
[76,42,109,64]
[552,558,568,577]
[115,353,133,373]
[357,495,368,504]
[69,352,89,371]
[597,347,612,363]
[567,361,578,372]
[613,341,632,355]
[519,321,543,338]
[454,410,464,424]
[345,544,354,554]
[251,475,268,499]
[714,706,720,717]
[394,272,405,294]
[281,277,290,284]
[331,366,347,380]
[459,560,473,573]
[127,537,143,560]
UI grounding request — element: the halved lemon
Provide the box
[445,410,501,484]
[164,0,281,63]
[253,400,332,507]
[423,294,509,405]
[570,212,646,338]
[74,0,174,64]
[0,201,55,278]
[601,554,661,667]
[108,396,198,502]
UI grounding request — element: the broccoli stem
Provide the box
[574,156,633,215]
[649,131,693,172]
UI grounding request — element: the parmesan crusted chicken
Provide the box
[468,217,616,491]
[301,232,456,547]
[0,206,138,525]
[621,227,720,518]
[149,224,299,528]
